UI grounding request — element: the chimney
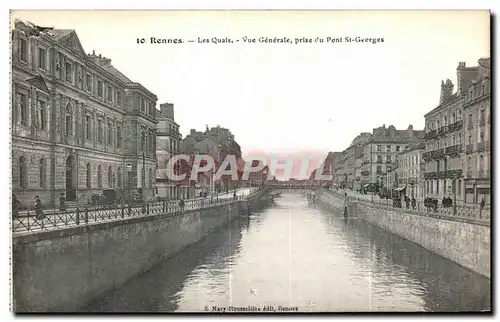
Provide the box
[190,129,196,135]
[407,124,414,138]
[440,79,454,104]
[160,103,175,120]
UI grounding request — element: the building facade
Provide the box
[423,61,480,204]
[463,58,491,204]
[12,20,157,208]
[362,125,424,192]
[396,141,426,200]
[155,103,184,200]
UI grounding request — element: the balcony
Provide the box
[445,144,462,156]
[376,170,383,175]
[423,151,432,160]
[431,148,445,159]
[447,120,463,132]
[361,170,370,176]
[424,130,438,139]
[466,144,473,154]
[376,160,383,164]
[437,127,447,136]
[477,141,488,152]
[424,169,462,179]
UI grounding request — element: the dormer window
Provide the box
[65,62,72,82]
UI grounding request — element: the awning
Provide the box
[395,186,407,192]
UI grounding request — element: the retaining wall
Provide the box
[317,189,490,278]
[12,199,256,312]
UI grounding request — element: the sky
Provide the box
[11,10,490,170]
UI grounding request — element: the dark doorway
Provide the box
[66,155,76,201]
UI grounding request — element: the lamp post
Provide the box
[453,173,459,215]
[126,164,132,202]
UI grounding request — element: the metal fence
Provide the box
[323,189,490,225]
[12,195,247,234]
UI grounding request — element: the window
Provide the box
[65,105,72,136]
[452,112,456,123]
[436,180,439,193]
[480,109,485,124]
[452,136,456,146]
[387,156,392,163]
[148,168,153,187]
[437,120,440,128]
[141,129,145,150]
[97,119,103,143]
[149,132,154,152]
[86,115,92,140]
[468,113,473,124]
[108,166,113,188]
[396,146,400,152]
[37,100,46,130]
[377,155,382,163]
[86,163,92,188]
[65,62,72,82]
[467,156,472,173]
[117,167,122,188]
[480,132,484,142]
[116,91,121,106]
[97,80,103,98]
[377,145,382,152]
[39,158,45,188]
[38,47,46,70]
[116,126,121,148]
[458,180,461,196]
[459,134,462,145]
[376,166,382,173]
[479,155,484,171]
[386,145,391,152]
[107,86,113,102]
[19,156,26,188]
[97,165,102,188]
[19,38,27,62]
[107,122,112,145]
[18,93,28,126]
[141,98,145,113]
[444,116,447,126]
[468,135,472,145]
[86,74,92,92]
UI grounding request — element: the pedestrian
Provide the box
[179,199,185,211]
[34,196,44,219]
[480,198,485,216]
[59,193,66,212]
[411,197,416,210]
[12,193,20,218]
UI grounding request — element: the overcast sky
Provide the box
[11,10,490,163]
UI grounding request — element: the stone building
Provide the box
[12,20,157,208]
[463,58,491,204]
[361,125,424,192]
[155,103,183,200]
[396,141,426,200]
[423,61,480,204]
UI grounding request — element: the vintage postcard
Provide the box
[10,10,491,313]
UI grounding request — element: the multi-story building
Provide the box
[155,103,183,199]
[12,20,157,208]
[362,125,424,193]
[423,61,479,203]
[463,57,491,204]
[396,141,426,200]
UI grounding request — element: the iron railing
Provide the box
[322,189,490,225]
[12,192,254,234]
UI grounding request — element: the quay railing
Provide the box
[322,188,490,226]
[12,193,250,234]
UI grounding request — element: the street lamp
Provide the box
[126,164,132,202]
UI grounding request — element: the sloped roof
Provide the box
[100,64,133,83]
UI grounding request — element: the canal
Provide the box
[83,191,491,312]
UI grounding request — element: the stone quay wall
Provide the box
[12,193,266,312]
[317,189,490,279]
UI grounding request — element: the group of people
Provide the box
[392,195,417,210]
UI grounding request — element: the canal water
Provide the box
[84,191,491,312]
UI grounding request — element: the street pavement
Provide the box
[12,187,260,235]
